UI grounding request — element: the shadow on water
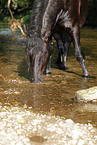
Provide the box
[0,24,97,128]
[16,58,33,82]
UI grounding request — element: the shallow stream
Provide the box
[0,23,97,144]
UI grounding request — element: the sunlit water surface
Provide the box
[0,23,97,128]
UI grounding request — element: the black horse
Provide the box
[26,0,89,83]
[52,25,72,70]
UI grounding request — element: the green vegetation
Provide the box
[0,0,34,23]
[0,0,34,35]
[0,0,97,27]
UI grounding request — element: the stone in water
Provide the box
[75,86,97,102]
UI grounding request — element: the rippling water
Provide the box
[0,23,97,128]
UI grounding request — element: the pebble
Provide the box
[0,105,97,145]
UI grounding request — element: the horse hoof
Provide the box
[64,67,68,71]
[83,75,96,79]
[56,62,67,70]
[46,72,51,74]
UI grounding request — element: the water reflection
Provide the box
[0,23,21,37]
[0,24,97,128]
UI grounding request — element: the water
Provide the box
[0,23,97,129]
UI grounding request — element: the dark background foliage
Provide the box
[0,0,97,27]
[0,0,34,23]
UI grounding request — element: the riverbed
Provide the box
[0,23,97,144]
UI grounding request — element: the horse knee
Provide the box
[75,50,85,63]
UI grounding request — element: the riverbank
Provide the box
[0,104,97,145]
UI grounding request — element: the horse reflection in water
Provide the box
[25,0,89,83]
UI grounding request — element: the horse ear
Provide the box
[23,24,30,36]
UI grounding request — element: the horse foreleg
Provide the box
[72,26,89,77]
[61,33,72,70]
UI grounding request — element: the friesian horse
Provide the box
[26,0,89,83]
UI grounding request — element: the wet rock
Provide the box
[0,105,97,145]
[75,86,97,102]
[77,104,97,113]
